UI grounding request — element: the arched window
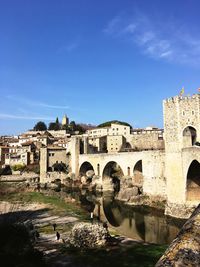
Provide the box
[186,160,200,200]
[183,126,197,147]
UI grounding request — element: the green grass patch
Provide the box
[0,189,89,221]
[62,243,167,267]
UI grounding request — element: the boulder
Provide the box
[156,204,200,267]
[117,187,139,201]
[81,176,87,184]
[66,222,110,248]
[86,170,95,179]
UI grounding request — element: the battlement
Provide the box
[163,94,200,104]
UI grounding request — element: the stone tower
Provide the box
[163,94,200,152]
[62,114,69,126]
[163,94,200,205]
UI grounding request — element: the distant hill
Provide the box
[78,123,96,130]
[97,120,132,129]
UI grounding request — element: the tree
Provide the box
[52,162,68,173]
[33,121,47,131]
[55,117,59,124]
[69,121,76,131]
[48,117,61,131]
[48,122,60,131]
[75,124,85,134]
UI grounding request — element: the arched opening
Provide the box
[186,160,200,200]
[103,194,124,227]
[79,162,94,183]
[127,167,130,176]
[102,161,124,193]
[79,140,84,154]
[183,126,197,148]
[97,164,100,176]
[133,160,143,185]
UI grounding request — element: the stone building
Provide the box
[0,146,9,167]
[40,146,68,183]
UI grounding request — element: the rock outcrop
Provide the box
[66,222,110,248]
[156,204,200,266]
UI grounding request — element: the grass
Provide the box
[0,185,89,221]
[61,243,167,267]
[0,184,167,266]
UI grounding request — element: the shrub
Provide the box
[12,164,26,172]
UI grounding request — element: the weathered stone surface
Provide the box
[66,222,110,248]
[117,187,139,201]
[156,204,200,266]
[165,202,196,219]
[86,170,95,178]
[121,176,133,188]
[81,175,87,184]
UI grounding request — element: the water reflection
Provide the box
[61,188,185,245]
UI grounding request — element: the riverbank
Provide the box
[0,183,167,267]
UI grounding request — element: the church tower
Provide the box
[62,114,69,126]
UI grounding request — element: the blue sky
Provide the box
[1,0,200,135]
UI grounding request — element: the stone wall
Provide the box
[156,204,200,266]
[128,131,164,151]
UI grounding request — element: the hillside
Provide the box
[97,120,132,129]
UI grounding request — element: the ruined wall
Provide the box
[128,131,164,151]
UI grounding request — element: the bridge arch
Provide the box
[102,161,124,192]
[79,161,95,177]
[183,126,197,148]
[186,159,200,201]
[133,160,143,185]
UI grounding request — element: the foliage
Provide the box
[48,122,60,131]
[12,164,26,172]
[63,242,167,267]
[0,221,46,267]
[195,141,200,146]
[33,121,47,131]
[52,162,69,173]
[97,120,132,128]
[0,165,12,175]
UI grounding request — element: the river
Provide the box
[62,188,186,245]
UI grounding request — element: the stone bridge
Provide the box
[77,150,166,197]
[75,146,200,207]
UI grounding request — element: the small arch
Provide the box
[127,167,130,176]
[97,164,100,176]
[79,161,94,177]
[186,160,200,200]
[133,160,143,185]
[102,161,124,193]
[183,126,197,147]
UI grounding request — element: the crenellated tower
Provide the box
[163,94,200,152]
[163,94,200,205]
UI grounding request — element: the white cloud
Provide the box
[104,12,200,66]
[0,113,53,120]
[57,42,79,54]
[6,95,70,109]
[103,16,122,34]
